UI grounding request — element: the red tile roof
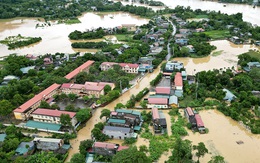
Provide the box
[101,62,118,66]
[117,146,129,151]
[13,94,43,113]
[148,98,168,105]
[152,108,160,120]
[185,107,194,117]
[155,87,171,95]
[32,108,76,118]
[174,72,183,87]
[13,83,61,113]
[40,83,60,97]
[94,142,116,149]
[65,60,95,80]
[195,114,204,127]
[119,63,139,68]
[61,83,72,89]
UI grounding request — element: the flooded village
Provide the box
[0,0,260,163]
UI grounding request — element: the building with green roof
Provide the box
[25,120,61,131]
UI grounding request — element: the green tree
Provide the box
[104,85,112,94]
[60,114,72,127]
[76,108,91,122]
[114,103,125,109]
[112,146,151,163]
[79,139,94,155]
[193,142,208,162]
[100,109,111,120]
[26,152,61,163]
[208,155,226,163]
[0,100,14,117]
[68,93,77,101]
[83,95,89,102]
[140,100,147,108]
[60,93,68,100]
[70,153,85,163]
[39,101,51,109]
[65,104,77,112]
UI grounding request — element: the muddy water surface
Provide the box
[0,12,148,57]
[185,109,260,163]
[174,40,259,75]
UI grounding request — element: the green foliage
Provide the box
[65,104,79,112]
[123,137,137,145]
[79,139,93,155]
[112,146,152,163]
[26,151,61,163]
[60,114,72,127]
[126,95,136,108]
[70,153,86,163]
[68,93,77,101]
[135,88,149,102]
[39,101,51,109]
[76,108,92,122]
[69,28,105,40]
[193,142,208,161]
[71,42,108,49]
[99,109,111,120]
[171,116,188,136]
[150,73,163,86]
[208,155,226,163]
[91,122,108,141]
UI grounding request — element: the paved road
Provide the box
[166,19,176,61]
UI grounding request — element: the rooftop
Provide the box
[93,142,117,149]
[107,119,126,124]
[185,107,194,116]
[119,63,139,68]
[195,114,204,127]
[148,98,168,105]
[103,126,131,133]
[152,108,160,120]
[174,72,183,87]
[65,60,95,80]
[25,120,61,131]
[169,95,178,105]
[0,134,6,142]
[34,137,62,143]
[32,108,76,118]
[155,87,171,95]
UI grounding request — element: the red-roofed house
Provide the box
[100,62,118,71]
[119,63,139,74]
[65,60,95,80]
[31,108,78,126]
[117,146,129,151]
[60,82,115,98]
[13,83,61,120]
[195,114,206,133]
[174,72,183,90]
[152,108,160,120]
[93,142,119,156]
[155,87,171,95]
[147,98,168,109]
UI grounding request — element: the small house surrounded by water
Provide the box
[102,126,137,139]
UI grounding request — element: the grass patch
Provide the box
[195,15,208,18]
[179,95,202,108]
[211,50,223,56]
[64,18,81,24]
[244,50,260,61]
[204,30,231,40]
[115,34,134,41]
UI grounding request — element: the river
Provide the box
[0,12,148,57]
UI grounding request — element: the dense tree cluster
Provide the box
[71,42,108,49]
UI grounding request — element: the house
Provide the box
[149,46,163,55]
[179,29,191,35]
[223,88,236,102]
[1,75,20,85]
[13,83,61,120]
[61,82,115,98]
[155,87,171,95]
[138,64,153,73]
[20,66,36,74]
[65,60,95,80]
[100,62,118,71]
[187,75,196,85]
[43,57,53,65]
[31,108,78,126]
[138,57,154,65]
[102,126,137,139]
[119,63,139,74]
[174,72,183,91]
[165,61,184,72]
[195,114,206,133]
[15,141,35,156]
[175,39,189,46]
[175,34,186,39]
[147,98,168,109]
[181,71,187,80]
[230,36,241,44]
[169,95,178,108]
[25,54,38,60]
[152,108,167,133]
[184,107,196,127]
[121,24,136,31]
[195,28,205,32]
[186,45,195,53]
[93,142,119,156]
[0,134,6,142]
[34,138,64,151]
[244,62,260,72]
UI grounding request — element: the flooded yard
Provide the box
[174,40,260,75]
[185,109,260,163]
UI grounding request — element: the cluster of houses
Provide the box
[243,61,260,72]
[11,137,70,156]
[152,108,167,134]
[102,109,143,140]
[184,107,206,133]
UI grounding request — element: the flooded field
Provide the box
[0,12,148,57]
[185,109,260,163]
[174,40,260,74]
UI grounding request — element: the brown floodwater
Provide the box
[185,109,260,163]
[174,40,260,75]
[0,12,148,57]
